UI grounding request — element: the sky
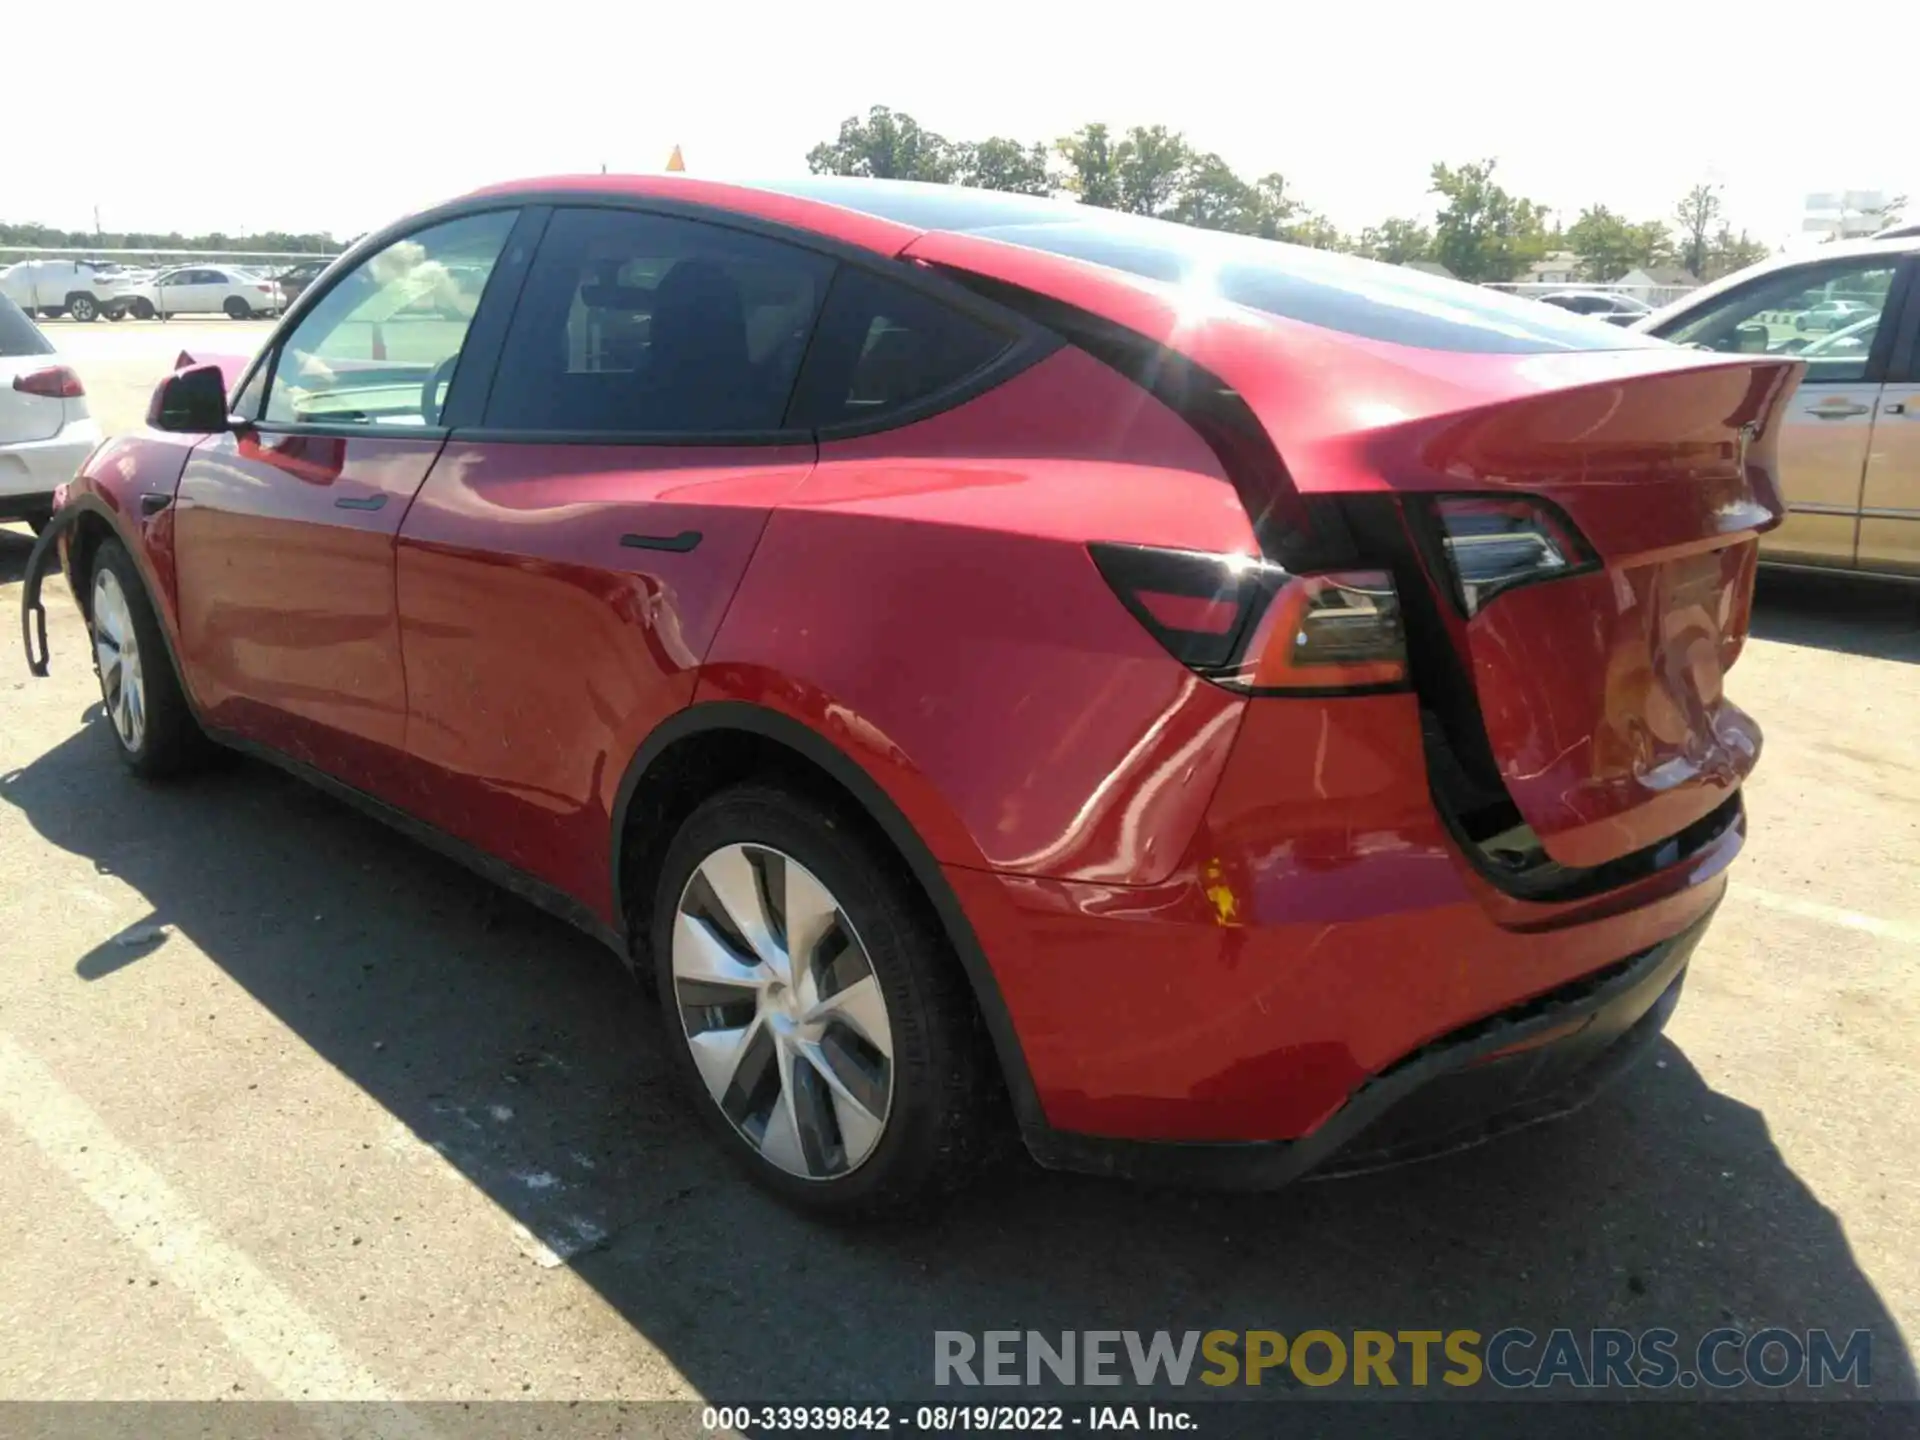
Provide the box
[13,0,1913,252]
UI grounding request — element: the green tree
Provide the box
[806,106,958,182]
[1055,123,1122,210]
[1112,126,1193,218]
[956,137,1053,195]
[1673,183,1722,280]
[1630,219,1675,270]
[1356,217,1433,264]
[1248,175,1298,240]
[1282,214,1351,251]
[1566,204,1639,281]
[1428,160,1549,283]
[1169,152,1263,232]
[1703,225,1770,280]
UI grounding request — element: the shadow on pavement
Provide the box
[1751,568,1920,664]
[1,709,1912,1406]
[1,526,34,586]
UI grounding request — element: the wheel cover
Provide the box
[92,569,146,752]
[671,844,895,1180]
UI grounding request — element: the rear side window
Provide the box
[973,221,1669,355]
[484,208,834,436]
[784,266,1013,430]
[0,294,53,357]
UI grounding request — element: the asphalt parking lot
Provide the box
[1,320,1917,1406]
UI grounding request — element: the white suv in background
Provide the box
[0,294,101,531]
[0,259,148,322]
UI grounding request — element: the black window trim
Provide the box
[226,187,1059,449]
[1647,252,1915,387]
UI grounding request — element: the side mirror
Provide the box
[147,363,231,433]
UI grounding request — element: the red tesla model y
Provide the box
[21,176,1791,1213]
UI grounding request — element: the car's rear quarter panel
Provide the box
[700,345,1258,889]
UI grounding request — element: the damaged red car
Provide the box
[20,177,1791,1214]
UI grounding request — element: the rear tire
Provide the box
[223,296,250,319]
[87,539,214,779]
[650,783,993,1216]
[66,293,98,322]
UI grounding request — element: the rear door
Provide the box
[1856,259,1920,574]
[171,209,521,798]
[1656,254,1908,568]
[394,204,830,915]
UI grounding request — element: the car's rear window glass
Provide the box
[485,207,834,435]
[785,266,1013,430]
[757,177,1667,355]
[0,295,53,357]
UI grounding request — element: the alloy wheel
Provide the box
[671,843,895,1180]
[92,568,146,752]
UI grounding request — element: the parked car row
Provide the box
[0,257,339,322]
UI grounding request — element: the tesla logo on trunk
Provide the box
[1736,422,1760,472]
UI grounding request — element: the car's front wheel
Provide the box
[651,784,993,1215]
[88,539,213,778]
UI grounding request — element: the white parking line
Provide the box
[0,1032,434,1434]
[1731,883,1920,947]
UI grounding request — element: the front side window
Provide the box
[262,210,516,427]
[484,207,834,435]
[785,266,1014,429]
[1659,261,1900,384]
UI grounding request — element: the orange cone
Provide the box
[665,145,686,173]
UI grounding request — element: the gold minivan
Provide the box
[1636,237,1920,578]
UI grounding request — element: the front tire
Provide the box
[88,539,212,778]
[651,784,992,1215]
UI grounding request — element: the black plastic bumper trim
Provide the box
[1021,903,1714,1189]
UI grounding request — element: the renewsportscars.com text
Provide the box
[934,1328,1872,1390]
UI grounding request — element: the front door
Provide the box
[1658,255,1907,567]
[1857,276,1920,575]
[160,269,215,316]
[171,209,519,800]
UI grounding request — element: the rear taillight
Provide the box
[1089,543,1408,696]
[12,365,84,399]
[1432,497,1592,615]
[255,284,273,293]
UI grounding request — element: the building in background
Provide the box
[1802,191,1896,242]
[1514,250,1580,286]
